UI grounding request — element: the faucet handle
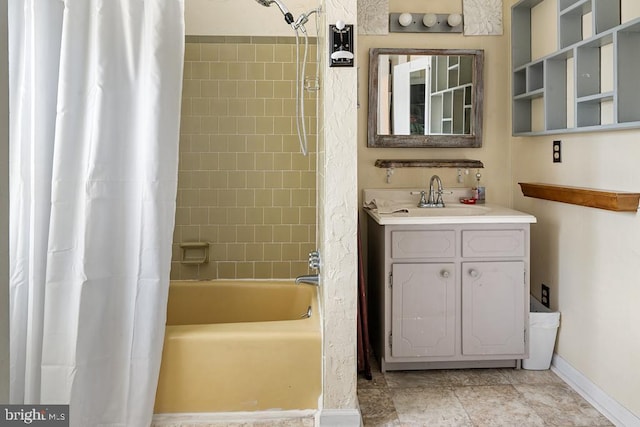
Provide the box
[308,250,321,270]
[417,191,429,208]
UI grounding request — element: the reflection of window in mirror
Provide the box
[410,69,426,135]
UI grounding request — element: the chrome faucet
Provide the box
[295,274,319,285]
[417,175,445,208]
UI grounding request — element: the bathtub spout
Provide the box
[295,274,319,286]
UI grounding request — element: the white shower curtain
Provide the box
[8,1,184,425]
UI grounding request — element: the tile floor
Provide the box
[357,361,614,427]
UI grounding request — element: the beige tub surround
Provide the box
[154,280,321,413]
[174,36,318,281]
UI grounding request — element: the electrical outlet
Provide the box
[553,140,562,163]
[541,284,550,308]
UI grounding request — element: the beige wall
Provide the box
[358,0,513,211]
[185,0,319,37]
[172,36,317,280]
[510,0,640,419]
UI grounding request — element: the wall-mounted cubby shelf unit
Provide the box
[519,182,640,212]
[512,0,640,136]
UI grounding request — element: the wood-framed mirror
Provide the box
[367,48,484,148]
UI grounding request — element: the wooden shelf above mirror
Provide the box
[519,182,640,212]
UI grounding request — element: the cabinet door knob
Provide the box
[440,270,450,278]
[469,269,479,278]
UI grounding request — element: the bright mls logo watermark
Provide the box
[0,406,68,426]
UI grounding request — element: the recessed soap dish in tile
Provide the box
[180,242,209,264]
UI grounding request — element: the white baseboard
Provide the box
[318,409,362,427]
[551,354,640,427]
[152,410,316,426]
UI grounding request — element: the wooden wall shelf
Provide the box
[519,183,640,212]
[375,159,484,169]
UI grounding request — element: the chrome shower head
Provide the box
[253,0,295,25]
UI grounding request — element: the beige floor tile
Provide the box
[390,387,473,426]
[441,369,511,387]
[359,367,611,427]
[362,419,404,427]
[454,385,546,427]
[358,364,389,389]
[500,368,565,385]
[358,387,400,422]
[384,370,454,389]
[514,383,614,426]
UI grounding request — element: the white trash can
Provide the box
[522,296,560,370]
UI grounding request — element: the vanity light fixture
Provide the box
[389,12,463,33]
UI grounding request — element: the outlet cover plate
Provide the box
[553,140,562,163]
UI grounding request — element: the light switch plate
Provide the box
[329,24,354,67]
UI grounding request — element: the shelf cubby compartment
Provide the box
[559,0,592,49]
[576,92,614,127]
[592,0,621,35]
[512,0,544,68]
[528,61,545,92]
[430,94,443,134]
[616,21,640,124]
[575,33,613,98]
[459,56,473,85]
[448,64,459,88]
[559,0,621,49]
[443,91,453,119]
[558,0,583,10]
[453,88,465,134]
[545,50,572,131]
[513,98,534,134]
[513,68,527,96]
[435,56,448,92]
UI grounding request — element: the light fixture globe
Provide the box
[422,13,438,27]
[447,13,462,27]
[398,13,413,27]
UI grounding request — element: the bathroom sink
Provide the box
[398,204,491,217]
[363,188,537,225]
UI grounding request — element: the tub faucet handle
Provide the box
[308,250,321,270]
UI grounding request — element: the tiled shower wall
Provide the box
[171,36,317,280]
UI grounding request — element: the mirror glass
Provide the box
[368,48,484,148]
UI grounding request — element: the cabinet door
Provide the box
[391,263,456,357]
[462,261,525,356]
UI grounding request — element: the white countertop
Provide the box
[363,188,537,225]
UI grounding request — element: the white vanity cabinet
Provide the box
[366,217,532,371]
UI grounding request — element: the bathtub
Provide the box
[153,280,322,413]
